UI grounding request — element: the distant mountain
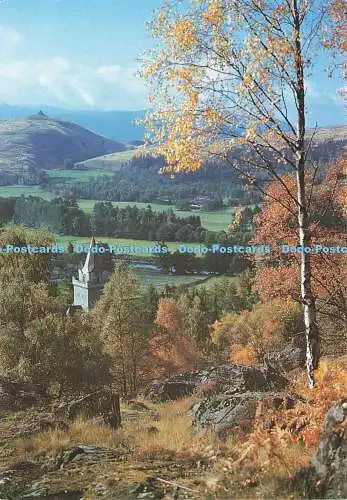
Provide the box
[0,112,128,170]
[0,103,146,142]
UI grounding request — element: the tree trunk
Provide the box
[293,0,320,387]
[296,170,320,387]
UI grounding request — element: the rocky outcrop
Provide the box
[55,445,127,469]
[263,336,306,373]
[146,364,288,402]
[190,392,302,438]
[0,377,40,411]
[55,390,121,428]
[295,398,347,498]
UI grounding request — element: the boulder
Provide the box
[146,364,287,402]
[55,390,121,428]
[190,392,301,438]
[0,377,40,412]
[55,445,127,469]
[295,398,347,498]
[263,337,306,373]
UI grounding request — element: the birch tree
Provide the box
[140,0,345,387]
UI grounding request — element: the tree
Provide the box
[92,264,150,396]
[140,0,344,386]
[148,298,199,377]
[251,162,346,338]
[0,226,55,282]
[0,231,109,394]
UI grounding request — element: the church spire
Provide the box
[82,236,96,274]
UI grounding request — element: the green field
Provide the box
[45,169,113,180]
[135,269,210,288]
[0,186,54,199]
[53,234,198,254]
[0,187,234,232]
[77,199,176,213]
[77,199,234,232]
[76,149,135,170]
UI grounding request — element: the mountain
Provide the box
[0,103,146,142]
[0,112,128,170]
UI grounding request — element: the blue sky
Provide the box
[0,0,345,126]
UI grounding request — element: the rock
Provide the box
[126,400,150,411]
[263,337,306,373]
[190,392,302,438]
[146,364,287,402]
[294,398,347,498]
[55,445,127,469]
[23,476,84,499]
[0,377,40,411]
[55,390,121,428]
[129,479,164,499]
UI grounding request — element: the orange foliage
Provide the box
[155,298,184,336]
[143,299,199,380]
[251,162,346,318]
[324,0,347,53]
[229,344,258,366]
[218,356,347,480]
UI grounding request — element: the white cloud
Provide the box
[0,24,24,45]
[0,57,147,109]
[97,65,122,83]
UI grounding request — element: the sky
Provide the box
[0,0,345,127]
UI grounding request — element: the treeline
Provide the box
[0,166,48,186]
[1,196,237,242]
[47,156,261,206]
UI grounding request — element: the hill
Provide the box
[75,124,347,171]
[0,112,128,170]
[0,103,146,142]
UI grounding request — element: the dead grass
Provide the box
[15,396,219,463]
[9,356,347,499]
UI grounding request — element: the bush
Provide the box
[211,298,304,362]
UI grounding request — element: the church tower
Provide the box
[72,237,111,311]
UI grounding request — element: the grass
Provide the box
[0,185,54,199]
[15,397,215,463]
[77,199,234,232]
[76,149,135,170]
[53,234,192,252]
[0,188,234,232]
[135,270,210,288]
[77,199,176,213]
[45,169,113,180]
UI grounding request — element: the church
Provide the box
[70,237,112,311]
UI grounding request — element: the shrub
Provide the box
[211,298,304,363]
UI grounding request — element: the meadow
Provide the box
[45,169,114,180]
[78,199,234,232]
[0,186,234,233]
[0,185,54,199]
